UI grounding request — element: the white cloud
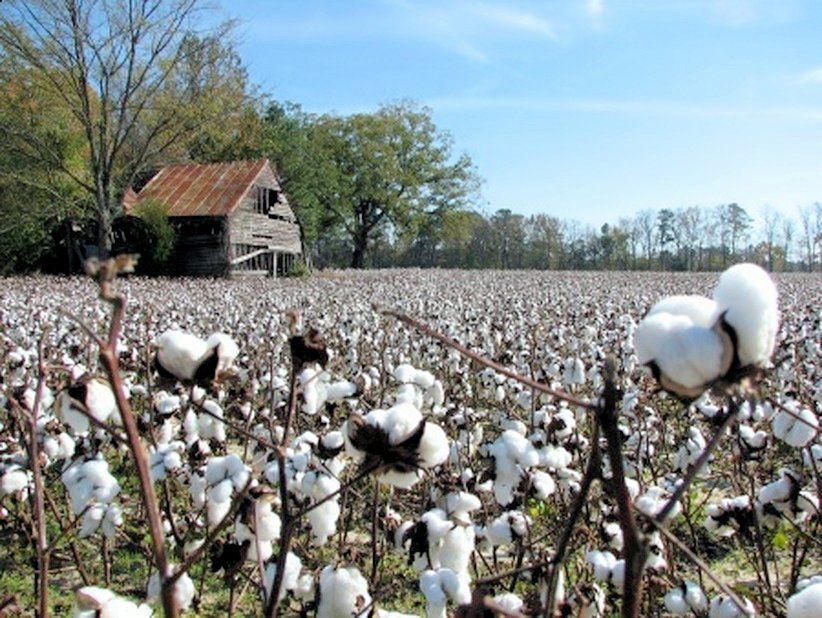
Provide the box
[795,66,822,85]
[586,0,604,18]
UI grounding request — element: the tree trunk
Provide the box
[351,235,367,268]
[97,210,113,259]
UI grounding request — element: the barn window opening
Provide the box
[255,186,280,215]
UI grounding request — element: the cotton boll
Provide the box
[634,312,731,397]
[73,586,152,618]
[586,550,616,582]
[264,552,303,601]
[708,595,755,618]
[439,525,474,577]
[493,593,523,613]
[713,263,778,367]
[155,331,209,381]
[531,470,556,499]
[417,423,449,469]
[771,404,818,448]
[787,581,822,618]
[0,465,29,498]
[147,568,195,611]
[316,565,371,618]
[648,295,718,327]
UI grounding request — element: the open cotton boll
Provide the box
[58,377,119,434]
[665,581,708,615]
[264,552,303,601]
[634,312,730,397]
[647,295,718,327]
[0,464,29,498]
[444,491,481,523]
[155,331,209,381]
[302,472,341,546]
[316,565,371,618]
[205,333,239,375]
[147,568,195,611]
[771,404,818,448]
[708,595,756,618]
[439,525,475,578]
[787,581,822,618]
[486,430,539,506]
[712,263,778,367]
[493,593,523,613]
[586,550,617,582]
[420,568,471,618]
[73,586,152,618]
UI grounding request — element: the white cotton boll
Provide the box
[708,595,755,618]
[264,552,303,601]
[295,573,316,602]
[444,491,481,523]
[428,381,445,407]
[393,363,417,383]
[634,312,728,393]
[189,473,206,509]
[539,444,572,470]
[771,406,818,448]
[417,423,449,469]
[787,581,822,618]
[665,588,690,616]
[604,521,623,550]
[209,478,233,504]
[73,586,152,618]
[156,331,209,381]
[586,550,616,582]
[147,568,195,611]
[414,369,436,389]
[439,525,474,577]
[493,593,523,613]
[713,263,778,367]
[1,467,29,497]
[376,611,418,618]
[316,565,371,618]
[648,295,718,327]
[207,498,231,525]
[738,425,767,450]
[79,505,104,538]
[420,570,448,618]
[326,380,357,402]
[205,333,239,375]
[101,504,122,538]
[255,502,282,542]
[531,470,556,499]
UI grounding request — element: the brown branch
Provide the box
[30,331,50,618]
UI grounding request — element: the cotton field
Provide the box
[0,268,820,617]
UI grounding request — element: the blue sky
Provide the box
[215,0,822,228]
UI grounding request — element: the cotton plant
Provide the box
[755,468,817,527]
[195,454,252,525]
[708,594,756,618]
[61,457,122,537]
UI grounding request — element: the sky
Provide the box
[213,0,822,229]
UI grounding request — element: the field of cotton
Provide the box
[0,268,820,617]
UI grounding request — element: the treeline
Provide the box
[353,203,822,272]
[1,1,820,274]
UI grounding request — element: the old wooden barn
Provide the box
[125,159,302,277]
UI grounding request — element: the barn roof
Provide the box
[132,160,270,217]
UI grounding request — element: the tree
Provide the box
[760,206,781,271]
[726,203,752,262]
[636,210,656,269]
[0,0,233,256]
[656,208,676,269]
[312,101,479,268]
[677,207,702,271]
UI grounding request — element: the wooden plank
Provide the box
[231,248,270,265]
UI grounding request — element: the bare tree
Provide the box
[782,216,795,271]
[635,209,656,269]
[760,205,781,271]
[0,0,228,255]
[677,206,701,271]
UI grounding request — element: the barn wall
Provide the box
[228,165,302,255]
[169,216,229,277]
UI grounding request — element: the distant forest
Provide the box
[1,2,820,274]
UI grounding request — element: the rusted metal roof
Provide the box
[133,160,269,217]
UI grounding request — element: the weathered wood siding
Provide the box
[228,165,302,255]
[169,216,229,277]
